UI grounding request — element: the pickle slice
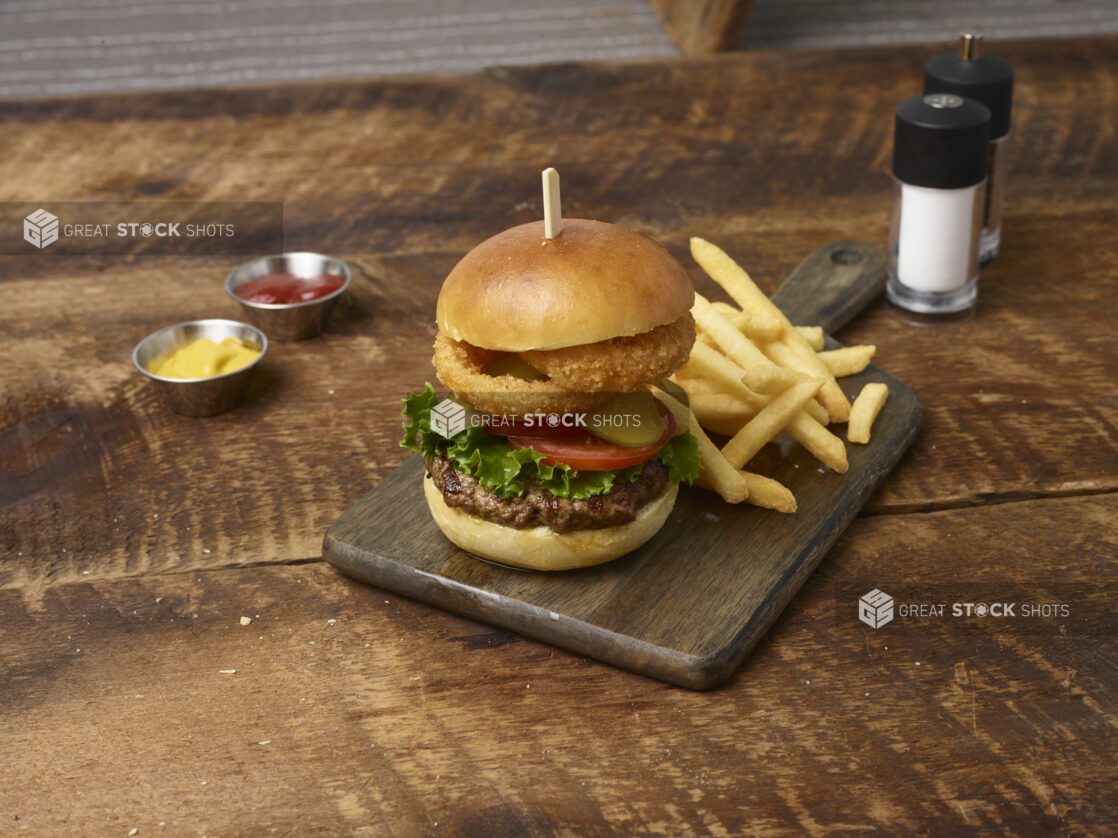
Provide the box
[587,390,664,447]
[485,354,546,381]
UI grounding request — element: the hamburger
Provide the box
[401,218,700,571]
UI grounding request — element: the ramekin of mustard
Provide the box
[133,319,267,416]
[150,336,260,380]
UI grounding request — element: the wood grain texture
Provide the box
[770,240,886,333]
[646,0,756,55]
[3,493,1115,835]
[2,38,1116,589]
[1,35,1117,835]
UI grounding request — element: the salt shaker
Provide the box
[887,93,991,316]
[924,31,1015,264]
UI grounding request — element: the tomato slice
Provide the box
[508,410,676,471]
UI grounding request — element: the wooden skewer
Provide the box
[542,167,562,240]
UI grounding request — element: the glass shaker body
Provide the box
[887,175,986,314]
[980,130,1010,263]
[924,33,1013,266]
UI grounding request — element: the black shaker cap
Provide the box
[893,94,991,189]
[925,41,1014,139]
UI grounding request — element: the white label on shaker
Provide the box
[896,182,979,293]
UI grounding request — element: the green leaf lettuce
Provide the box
[400,384,700,500]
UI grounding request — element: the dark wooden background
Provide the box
[1,36,1116,835]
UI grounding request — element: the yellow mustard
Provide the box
[150,337,260,379]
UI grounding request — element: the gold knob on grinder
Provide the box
[959,30,983,60]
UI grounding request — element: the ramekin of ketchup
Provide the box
[234,272,345,305]
[225,252,352,341]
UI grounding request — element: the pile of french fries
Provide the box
[654,238,889,514]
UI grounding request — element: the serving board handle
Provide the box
[770,240,885,334]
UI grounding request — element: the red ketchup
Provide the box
[235,272,345,305]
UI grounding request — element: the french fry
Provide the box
[848,382,889,444]
[761,338,851,423]
[672,374,722,395]
[727,311,755,336]
[679,373,822,429]
[691,237,851,422]
[690,394,756,435]
[721,378,824,468]
[742,312,782,342]
[694,294,831,424]
[744,364,807,395]
[741,366,829,427]
[687,343,762,404]
[690,236,783,323]
[655,391,750,503]
[685,348,827,424]
[671,237,890,512]
[818,345,876,378]
[655,386,797,512]
[694,464,750,503]
[799,393,831,426]
[689,344,847,472]
[795,325,825,351]
[689,393,755,420]
[709,298,783,341]
[691,343,832,420]
[655,387,691,430]
[710,301,740,317]
[784,412,849,473]
[732,308,781,341]
[780,336,852,422]
[740,472,797,514]
[704,418,752,438]
[693,293,774,370]
[753,339,829,424]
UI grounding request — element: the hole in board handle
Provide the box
[830,249,863,266]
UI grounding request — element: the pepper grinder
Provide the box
[887,93,990,317]
[924,31,1015,264]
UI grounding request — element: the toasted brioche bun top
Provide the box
[436,219,694,352]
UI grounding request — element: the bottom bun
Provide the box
[423,476,678,571]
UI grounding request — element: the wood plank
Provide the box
[1,39,1114,250]
[4,222,1115,586]
[2,38,1117,589]
[3,493,1115,834]
[0,255,444,588]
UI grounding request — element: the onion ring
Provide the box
[433,313,695,418]
[521,313,695,393]
[433,335,610,418]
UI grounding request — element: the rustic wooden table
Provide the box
[2,36,1116,836]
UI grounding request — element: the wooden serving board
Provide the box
[324,241,921,689]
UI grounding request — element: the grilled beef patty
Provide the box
[426,455,670,533]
